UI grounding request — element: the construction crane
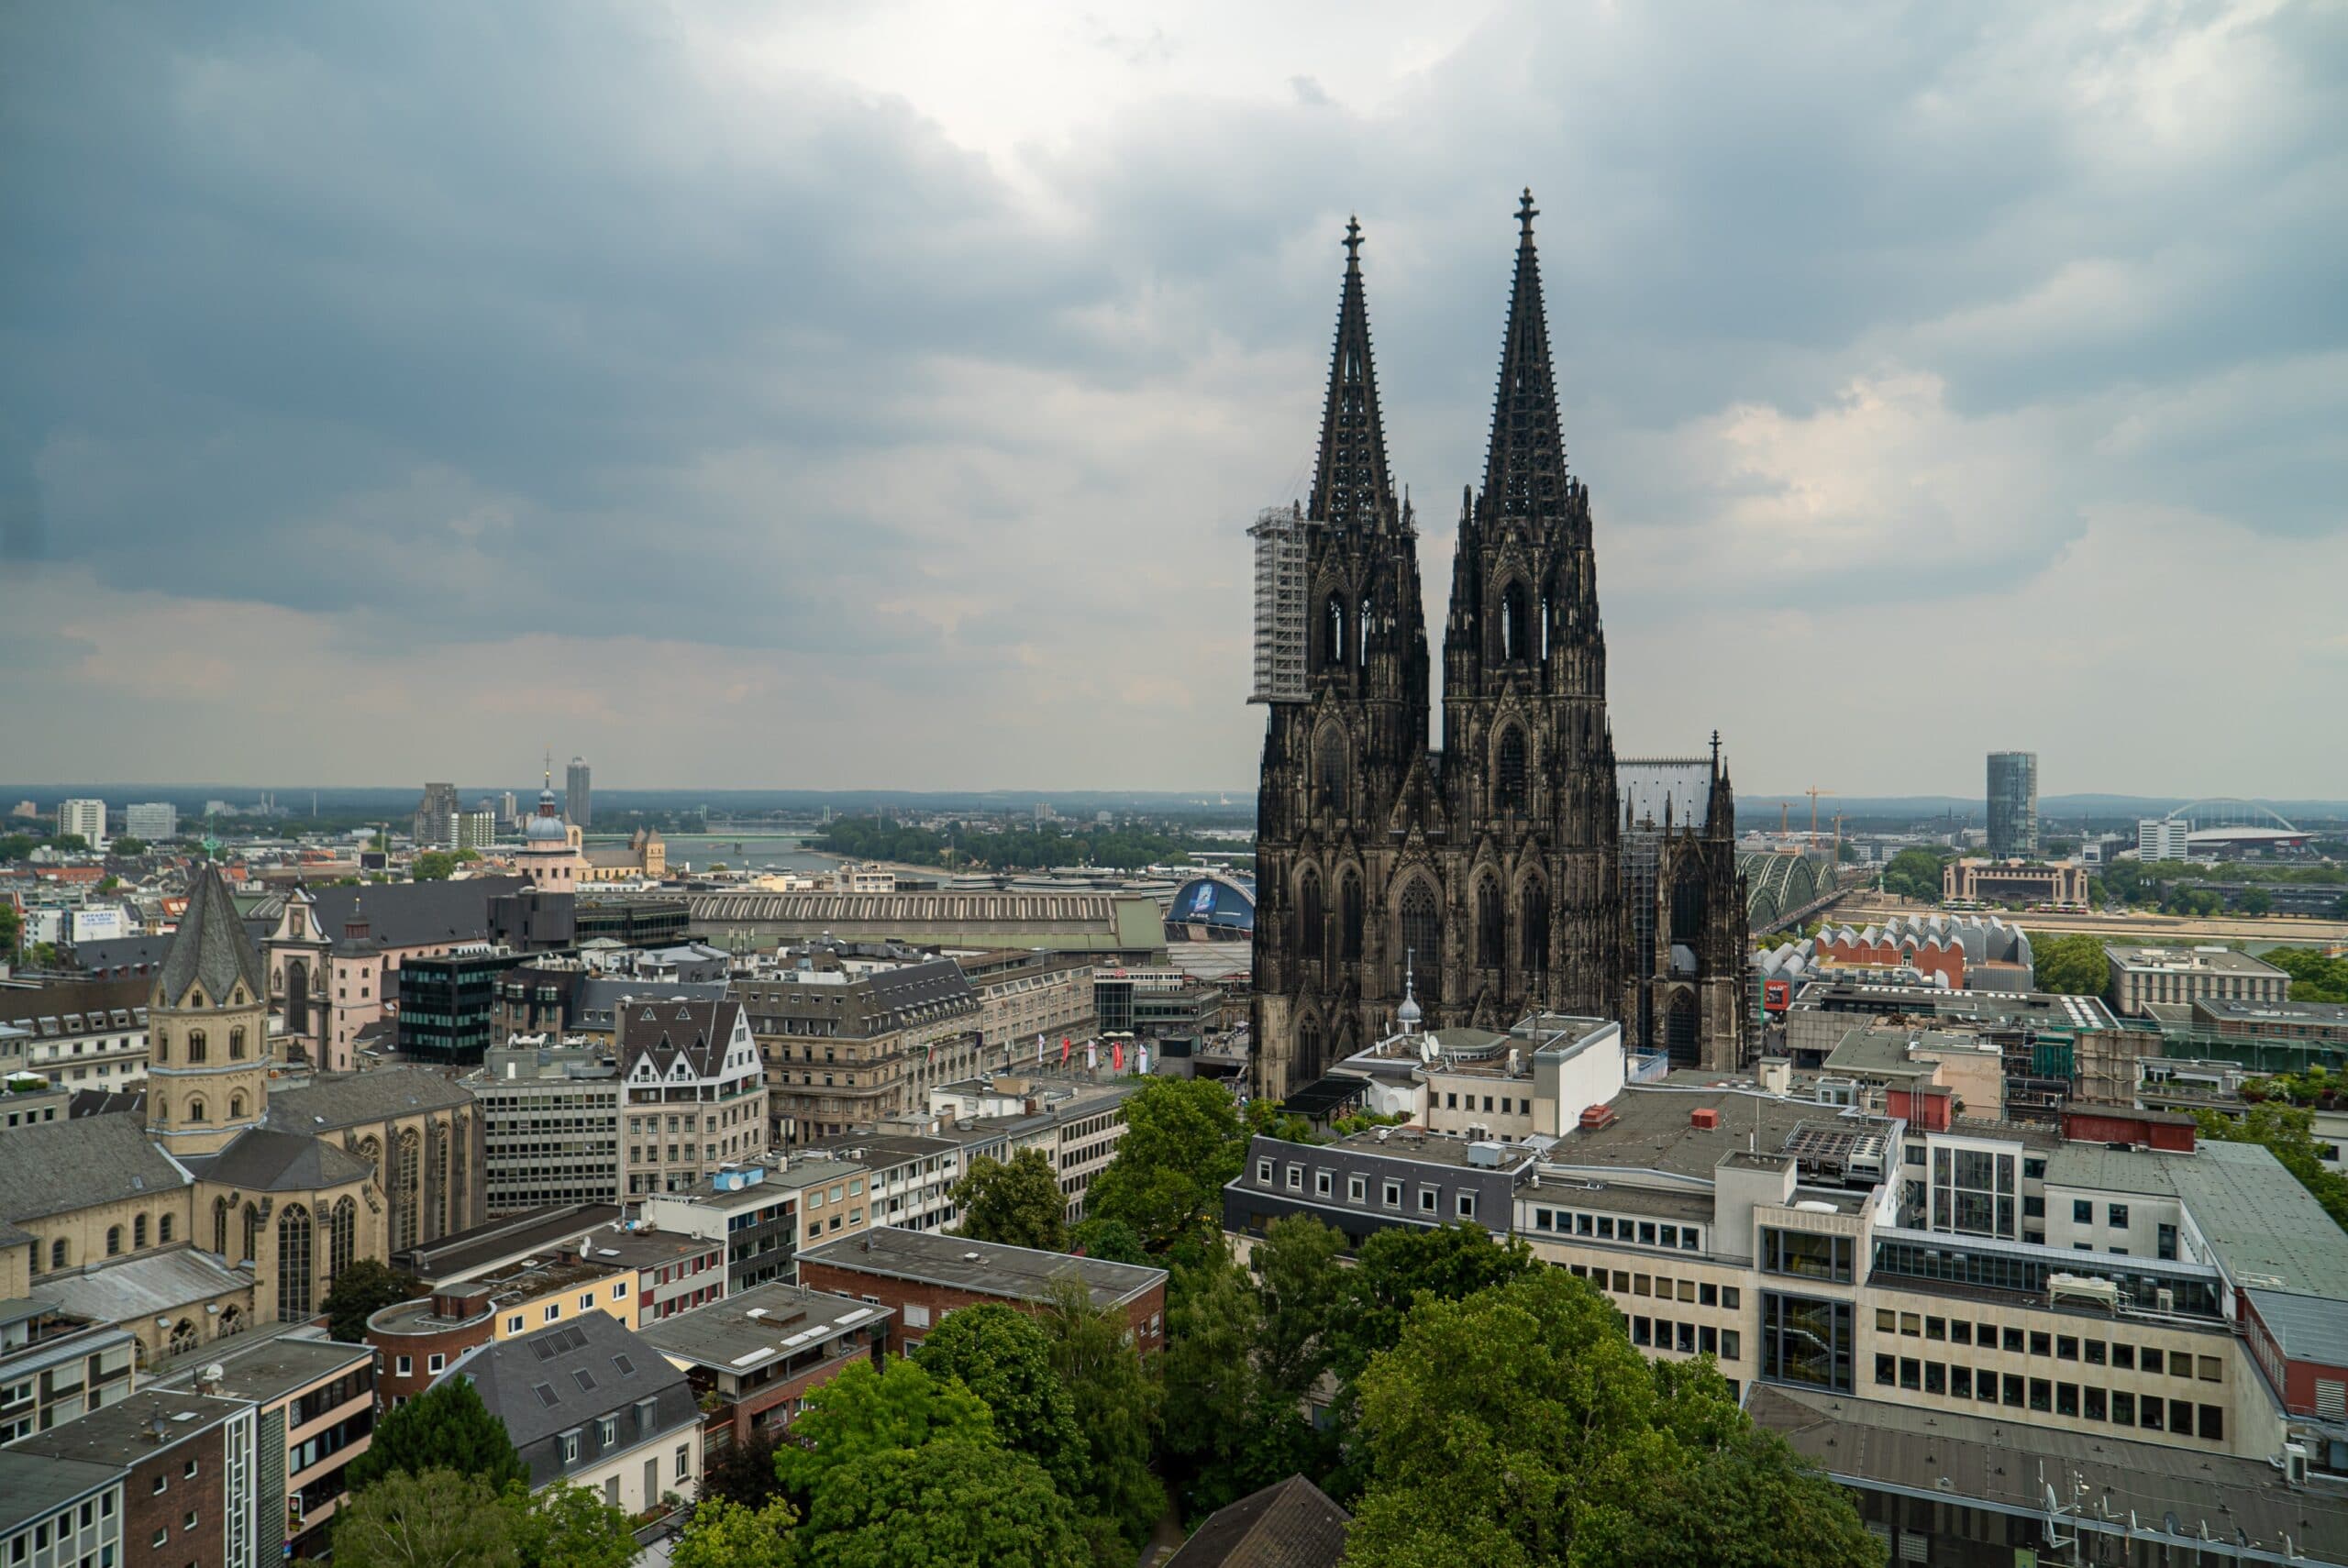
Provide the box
[1805,787,1836,848]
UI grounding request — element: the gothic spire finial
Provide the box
[1481,189,1567,522]
[1308,215,1396,528]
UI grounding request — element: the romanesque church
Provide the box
[1252,193,1745,1100]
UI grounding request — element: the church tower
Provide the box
[1434,191,1623,1028]
[146,864,271,1155]
[1252,218,1437,1099]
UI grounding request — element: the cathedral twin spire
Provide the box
[1308,216,1399,528]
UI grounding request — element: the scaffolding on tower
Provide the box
[1248,504,1309,703]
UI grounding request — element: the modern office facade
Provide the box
[1986,751,2038,858]
[122,803,177,843]
[565,758,592,828]
[57,801,105,850]
[468,1041,626,1212]
[2108,944,2290,1018]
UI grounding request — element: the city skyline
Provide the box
[5,2,2343,794]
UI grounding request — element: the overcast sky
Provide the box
[4,1,2342,797]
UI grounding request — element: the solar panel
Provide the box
[532,1383,559,1408]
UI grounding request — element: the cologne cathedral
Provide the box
[1250,193,1745,1101]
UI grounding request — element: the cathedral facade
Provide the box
[1251,195,1745,1101]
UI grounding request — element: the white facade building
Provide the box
[58,800,105,849]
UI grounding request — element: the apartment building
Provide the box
[0,1449,123,1568]
[636,1282,889,1454]
[0,1301,138,1441]
[5,1387,262,1568]
[798,1227,1167,1355]
[948,948,1098,1054]
[2108,944,2290,1018]
[736,957,981,1145]
[924,1074,1139,1218]
[367,1251,638,1407]
[457,1312,700,1513]
[0,979,150,1093]
[636,1154,874,1294]
[615,999,770,1197]
[1222,1011,2348,1560]
[467,1040,626,1212]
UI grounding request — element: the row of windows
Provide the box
[1628,1315,1742,1361]
[1871,1355,2226,1439]
[8,1486,114,1562]
[1531,1208,1702,1252]
[1873,1310,2221,1379]
[1255,1158,1483,1220]
[1566,1263,1742,1311]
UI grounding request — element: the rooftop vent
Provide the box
[1690,1108,1721,1131]
[1578,1105,1618,1132]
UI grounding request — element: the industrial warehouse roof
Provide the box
[677,890,1166,953]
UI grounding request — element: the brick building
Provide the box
[796,1226,1167,1354]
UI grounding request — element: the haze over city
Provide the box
[5,1,2342,794]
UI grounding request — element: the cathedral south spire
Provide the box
[1480,189,1568,527]
[1309,215,1397,528]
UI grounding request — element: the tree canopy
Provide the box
[1085,1077,1247,1258]
[349,1375,526,1493]
[772,1356,995,1504]
[322,1259,422,1343]
[670,1498,799,1568]
[796,1439,1091,1568]
[2028,932,2110,997]
[1344,1269,1877,1568]
[507,1483,637,1568]
[952,1148,1069,1252]
[413,851,458,881]
[329,1469,518,1568]
[1039,1279,1166,1552]
[2266,946,2348,1003]
[913,1304,1087,1496]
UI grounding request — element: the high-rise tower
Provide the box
[145,864,271,1155]
[567,756,593,828]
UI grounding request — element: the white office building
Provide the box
[2137,819,2189,862]
[58,799,105,849]
[123,801,178,842]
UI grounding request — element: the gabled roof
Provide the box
[263,1066,473,1134]
[455,1309,694,1465]
[1165,1474,1350,1568]
[294,877,526,951]
[183,1127,371,1193]
[0,1113,188,1224]
[617,998,744,1080]
[159,864,269,1007]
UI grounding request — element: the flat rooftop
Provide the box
[798,1226,1165,1309]
[1750,1382,2348,1563]
[1322,1128,1543,1174]
[5,1388,246,1468]
[2196,996,2348,1026]
[2043,1136,2348,1300]
[0,1451,123,1534]
[1540,1083,1896,1186]
[395,1203,624,1282]
[637,1282,889,1371]
[1793,979,2119,1032]
[2107,944,2287,977]
[147,1328,369,1404]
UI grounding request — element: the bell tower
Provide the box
[146,864,272,1155]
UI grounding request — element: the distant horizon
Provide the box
[8,782,2348,821]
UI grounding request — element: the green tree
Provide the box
[1327,1222,1539,1386]
[321,1259,422,1343]
[1040,1278,1165,1551]
[914,1304,1087,1496]
[1159,1242,1329,1521]
[2029,932,2110,998]
[2265,947,2348,1003]
[772,1356,995,1504]
[0,902,21,961]
[952,1149,1069,1252]
[1254,1215,1345,1401]
[111,836,148,856]
[329,1469,518,1568]
[96,875,120,893]
[413,851,457,881]
[700,1429,784,1509]
[670,1497,799,1568]
[1068,1217,1147,1264]
[508,1481,636,1568]
[1086,1077,1246,1256]
[798,1439,1090,1568]
[52,834,90,853]
[1878,846,1947,904]
[1344,1270,1875,1568]
[349,1375,526,1492]
[0,834,35,863]
[2238,889,2273,917]
[455,847,482,864]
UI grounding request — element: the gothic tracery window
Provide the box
[1495,727,1528,815]
[329,1197,357,1283]
[277,1206,314,1321]
[1522,878,1551,975]
[1300,869,1326,967]
[1298,1016,1324,1080]
[1321,593,1347,670]
[1500,580,1530,663]
[394,1131,421,1252]
[1339,870,1364,962]
[1398,881,1443,1005]
[1476,877,1503,969]
[1315,728,1348,815]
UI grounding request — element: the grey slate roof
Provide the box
[295,877,526,950]
[453,1310,698,1487]
[0,1451,125,1534]
[39,1248,252,1325]
[183,1127,372,1193]
[61,933,172,975]
[0,1112,189,1223]
[160,865,269,1007]
[617,997,741,1078]
[2246,1287,2348,1369]
[263,1066,473,1133]
[1164,1474,1351,1568]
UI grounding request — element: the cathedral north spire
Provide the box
[1480,188,1569,525]
[1309,215,1397,528]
